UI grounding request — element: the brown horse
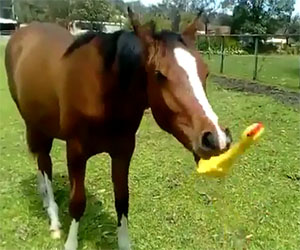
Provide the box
[5,9,231,250]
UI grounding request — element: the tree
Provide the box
[215,13,233,26]
[162,0,188,11]
[14,0,119,29]
[152,0,215,33]
[15,0,70,24]
[46,0,70,23]
[287,14,300,41]
[126,0,148,14]
[267,0,296,34]
[70,0,112,23]
[15,0,48,23]
[161,0,216,12]
[221,0,236,10]
[231,0,268,34]
[227,0,295,34]
[189,0,216,11]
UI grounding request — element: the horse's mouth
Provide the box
[193,153,212,163]
[193,145,230,163]
[193,153,201,163]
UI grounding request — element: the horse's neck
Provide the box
[115,71,149,111]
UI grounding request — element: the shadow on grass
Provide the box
[212,75,300,108]
[289,67,300,78]
[20,173,118,249]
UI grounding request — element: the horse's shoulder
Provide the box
[59,37,106,132]
[58,30,144,133]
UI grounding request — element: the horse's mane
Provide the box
[63,32,97,57]
[63,30,144,89]
[153,30,186,46]
[63,29,185,89]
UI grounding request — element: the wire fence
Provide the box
[195,34,300,90]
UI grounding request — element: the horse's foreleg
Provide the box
[111,140,135,250]
[112,157,131,250]
[64,139,87,250]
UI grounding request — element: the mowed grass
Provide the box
[0,43,300,250]
[203,54,300,91]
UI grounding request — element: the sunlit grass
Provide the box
[203,54,299,91]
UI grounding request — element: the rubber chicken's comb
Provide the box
[244,122,264,140]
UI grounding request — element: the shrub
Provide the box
[196,36,248,55]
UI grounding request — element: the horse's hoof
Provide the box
[119,245,131,250]
[64,240,78,250]
[118,237,131,250]
[119,246,131,250]
[51,229,61,239]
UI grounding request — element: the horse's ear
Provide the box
[128,7,155,47]
[182,10,205,46]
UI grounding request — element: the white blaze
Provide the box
[173,47,227,149]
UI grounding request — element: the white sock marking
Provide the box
[173,47,227,149]
[65,219,79,250]
[37,171,61,238]
[117,215,131,250]
[37,171,49,208]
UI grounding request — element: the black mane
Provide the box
[116,31,143,89]
[63,32,97,57]
[154,30,186,46]
[63,30,143,89]
[63,29,184,89]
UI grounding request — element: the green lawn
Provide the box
[203,54,300,91]
[0,44,300,250]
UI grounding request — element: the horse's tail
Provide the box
[5,36,21,110]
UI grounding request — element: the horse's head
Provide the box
[128,8,232,160]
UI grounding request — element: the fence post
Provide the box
[253,36,259,80]
[196,35,200,51]
[207,36,211,60]
[220,36,225,74]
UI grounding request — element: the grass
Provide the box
[1,43,300,250]
[203,54,300,91]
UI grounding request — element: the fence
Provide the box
[196,34,300,89]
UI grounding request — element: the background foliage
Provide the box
[10,0,298,37]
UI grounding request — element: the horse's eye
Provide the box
[155,70,167,82]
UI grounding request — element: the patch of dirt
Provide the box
[212,75,300,109]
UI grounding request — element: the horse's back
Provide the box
[5,22,74,136]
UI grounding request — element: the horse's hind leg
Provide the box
[26,128,61,239]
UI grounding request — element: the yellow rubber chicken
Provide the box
[197,122,265,177]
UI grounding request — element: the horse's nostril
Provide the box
[201,131,217,150]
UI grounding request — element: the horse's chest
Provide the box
[105,90,147,130]
[81,86,147,154]
[106,104,144,134]
[86,97,144,133]
[84,112,143,155]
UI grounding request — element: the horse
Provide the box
[5,8,232,250]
